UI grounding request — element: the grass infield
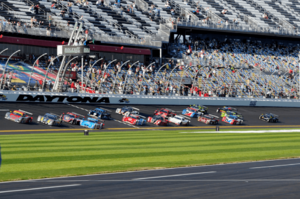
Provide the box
[1,129,300,182]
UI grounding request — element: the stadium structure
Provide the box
[0,0,300,105]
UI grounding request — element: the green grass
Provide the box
[1,129,300,182]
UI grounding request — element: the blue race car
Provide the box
[116,106,139,116]
[222,115,243,125]
[80,117,105,129]
[88,108,112,120]
[182,105,208,117]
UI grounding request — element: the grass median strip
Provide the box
[1,129,300,182]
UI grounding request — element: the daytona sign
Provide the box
[16,95,110,103]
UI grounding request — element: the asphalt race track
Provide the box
[1,158,300,199]
[0,103,300,134]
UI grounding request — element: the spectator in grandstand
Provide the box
[29,5,34,14]
[46,27,51,36]
[221,9,227,15]
[171,9,175,16]
[165,1,171,9]
[68,3,73,14]
[60,10,66,17]
[262,13,268,19]
[79,15,84,22]
[34,4,39,15]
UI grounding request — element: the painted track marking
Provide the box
[133,171,216,180]
[250,163,300,169]
[0,184,81,194]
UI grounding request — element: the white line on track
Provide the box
[250,163,300,169]
[41,179,300,182]
[0,184,81,194]
[132,171,216,180]
[2,158,300,184]
[181,130,300,134]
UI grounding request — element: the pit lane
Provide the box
[0,103,300,134]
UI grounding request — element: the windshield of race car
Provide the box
[188,108,196,112]
[46,115,56,120]
[66,114,75,118]
[174,116,183,120]
[154,116,164,120]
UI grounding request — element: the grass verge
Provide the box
[1,129,300,182]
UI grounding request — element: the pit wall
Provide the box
[0,91,299,107]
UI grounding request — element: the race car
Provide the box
[122,114,146,126]
[37,113,62,126]
[168,115,190,126]
[147,115,168,126]
[62,112,85,125]
[259,113,279,123]
[216,106,237,113]
[4,109,33,124]
[88,108,112,119]
[222,115,243,125]
[154,108,176,119]
[221,111,243,120]
[116,106,139,116]
[80,117,105,129]
[182,106,208,117]
[198,114,219,125]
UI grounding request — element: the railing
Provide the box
[176,20,300,37]
[181,8,198,24]
[135,0,149,12]
[207,10,224,24]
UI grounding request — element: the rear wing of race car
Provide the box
[18,109,33,115]
[49,113,61,117]
[207,114,219,118]
[87,117,105,123]
[270,113,279,118]
[97,107,112,112]
[71,112,85,117]
[131,107,140,110]
[176,114,191,120]
[165,108,176,112]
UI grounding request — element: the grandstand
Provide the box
[0,0,299,100]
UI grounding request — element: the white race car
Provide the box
[168,115,190,126]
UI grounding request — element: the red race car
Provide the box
[62,112,85,125]
[4,109,33,123]
[122,114,146,126]
[198,114,219,125]
[147,115,168,126]
[154,108,176,119]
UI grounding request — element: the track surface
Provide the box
[1,158,300,198]
[0,103,300,134]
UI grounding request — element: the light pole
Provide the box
[0,49,20,89]
[99,59,117,93]
[122,61,139,94]
[138,62,156,93]
[112,60,130,93]
[0,48,8,56]
[154,63,169,81]
[27,53,47,90]
[42,55,63,90]
[84,58,103,92]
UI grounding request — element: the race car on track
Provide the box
[80,117,105,129]
[220,111,243,120]
[122,114,146,126]
[182,105,208,117]
[37,113,62,126]
[147,115,168,126]
[88,108,112,119]
[198,114,219,125]
[216,106,237,113]
[116,106,139,116]
[154,108,176,119]
[259,113,279,123]
[62,112,85,125]
[222,115,243,125]
[4,109,33,124]
[168,115,190,126]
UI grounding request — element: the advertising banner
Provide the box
[0,91,300,107]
